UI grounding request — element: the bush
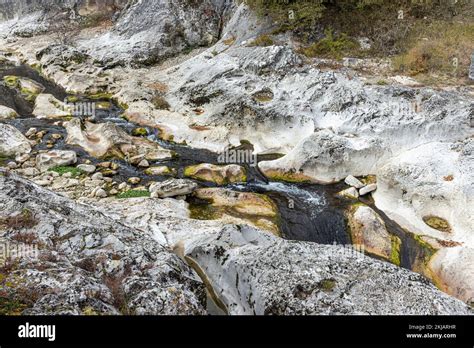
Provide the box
[249,34,274,47]
[300,29,358,59]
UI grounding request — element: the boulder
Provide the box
[0,105,18,119]
[0,123,31,157]
[258,130,383,184]
[36,150,77,172]
[144,166,176,177]
[33,94,71,119]
[184,163,247,185]
[185,225,472,315]
[347,205,400,264]
[0,169,205,315]
[191,188,280,236]
[64,119,174,161]
[149,179,198,199]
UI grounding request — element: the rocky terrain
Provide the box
[0,0,472,315]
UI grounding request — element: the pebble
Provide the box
[91,172,104,180]
[138,159,150,168]
[128,177,141,185]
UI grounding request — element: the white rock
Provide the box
[345,175,365,189]
[359,184,377,196]
[33,94,71,119]
[149,179,198,199]
[338,187,359,199]
[36,150,77,172]
[91,172,104,181]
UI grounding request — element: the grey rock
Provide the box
[36,150,77,172]
[77,164,96,174]
[469,51,474,80]
[187,225,472,315]
[0,123,31,157]
[149,179,198,199]
[0,169,206,315]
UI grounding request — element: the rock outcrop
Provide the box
[186,225,472,315]
[0,169,206,315]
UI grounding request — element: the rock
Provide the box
[0,124,32,157]
[6,161,18,169]
[36,150,77,172]
[191,188,280,236]
[337,187,359,200]
[25,127,37,138]
[91,172,104,181]
[345,175,364,189]
[33,94,71,119]
[138,159,149,168]
[185,225,472,315]
[118,182,129,191]
[149,179,198,199]
[144,166,176,177]
[184,163,247,185]
[0,105,18,119]
[77,164,96,174]
[94,188,108,198]
[0,168,205,315]
[359,184,377,196]
[347,205,400,264]
[259,130,383,184]
[64,119,173,161]
[128,177,141,185]
[429,247,474,304]
[78,0,225,66]
[3,75,44,101]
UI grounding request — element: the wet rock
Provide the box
[36,150,77,172]
[3,75,44,102]
[347,205,400,264]
[184,163,247,185]
[144,166,176,177]
[64,119,173,162]
[186,225,472,315]
[191,188,280,236]
[149,179,198,199]
[0,169,206,315]
[359,184,377,196]
[345,175,364,189]
[33,94,71,119]
[0,105,18,119]
[0,123,32,157]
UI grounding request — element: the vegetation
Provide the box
[49,166,84,177]
[245,0,474,83]
[116,190,150,199]
[249,34,274,47]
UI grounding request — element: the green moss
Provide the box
[49,166,84,177]
[422,216,451,233]
[390,235,402,266]
[88,92,113,100]
[116,190,150,199]
[96,101,111,109]
[189,202,222,220]
[131,128,148,137]
[3,75,19,88]
[318,279,336,292]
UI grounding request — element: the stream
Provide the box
[0,62,435,276]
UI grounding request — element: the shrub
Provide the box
[249,34,274,47]
[300,29,358,59]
